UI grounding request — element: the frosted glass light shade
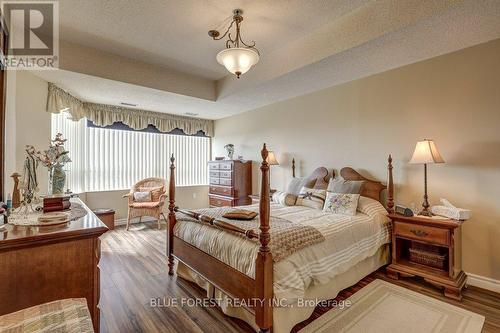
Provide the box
[216,47,260,78]
[409,139,445,164]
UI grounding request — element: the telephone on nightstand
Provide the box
[395,204,414,217]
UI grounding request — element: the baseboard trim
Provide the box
[115,216,166,226]
[466,272,500,294]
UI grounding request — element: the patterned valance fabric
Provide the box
[46,83,214,137]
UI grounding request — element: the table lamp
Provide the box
[266,151,279,192]
[409,139,445,216]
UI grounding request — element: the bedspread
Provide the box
[177,206,325,262]
[174,203,391,299]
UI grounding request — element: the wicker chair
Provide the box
[123,177,168,230]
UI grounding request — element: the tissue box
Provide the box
[431,205,471,220]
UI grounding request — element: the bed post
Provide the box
[387,154,394,214]
[168,154,176,275]
[255,144,273,333]
[292,158,296,178]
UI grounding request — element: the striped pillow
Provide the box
[357,196,388,218]
[296,187,326,210]
[272,191,297,206]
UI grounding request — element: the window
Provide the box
[51,112,210,193]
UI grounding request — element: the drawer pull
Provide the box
[410,229,428,237]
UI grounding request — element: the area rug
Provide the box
[299,279,484,333]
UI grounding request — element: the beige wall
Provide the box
[213,38,500,280]
[5,72,209,218]
[11,72,51,191]
[84,186,209,221]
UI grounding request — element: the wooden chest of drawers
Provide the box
[208,160,252,207]
[0,199,108,332]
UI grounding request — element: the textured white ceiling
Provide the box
[58,0,370,80]
[35,0,500,119]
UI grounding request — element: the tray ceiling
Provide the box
[34,0,500,119]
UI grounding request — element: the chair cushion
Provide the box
[139,186,164,201]
[133,191,152,202]
[0,298,93,333]
[129,202,161,209]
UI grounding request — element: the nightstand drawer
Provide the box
[394,222,449,246]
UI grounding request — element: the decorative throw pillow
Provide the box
[272,191,298,206]
[357,196,388,218]
[139,186,164,201]
[327,177,365,194]
[296,187,327,210]
[323,192,360,216]
[223,210,258,220]
[133,191,151,202]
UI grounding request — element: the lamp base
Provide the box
[418,209,433,217]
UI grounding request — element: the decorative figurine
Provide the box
[11,173,21,208]
[19,145,40,214]
[224,144,235,160]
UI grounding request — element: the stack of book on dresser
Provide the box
[43,194,71,212]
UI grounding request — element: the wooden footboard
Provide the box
[167,145,394,333]
[167,144,273,333]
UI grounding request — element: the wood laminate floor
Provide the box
[100,221,500,333]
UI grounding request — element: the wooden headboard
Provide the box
[291,159,333,189]
[292,156,395,210]
[340,167,386,202]
[306,167,333,189]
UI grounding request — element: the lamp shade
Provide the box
[266,151,279,165]
[216,48,260,78]
[409,139,445,164]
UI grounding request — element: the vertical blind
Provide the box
[51,112,210,193]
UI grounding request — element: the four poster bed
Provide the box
[167,144,394,333]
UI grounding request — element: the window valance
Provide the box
[46,83,214,137]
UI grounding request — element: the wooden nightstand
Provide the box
[386,214,467,300]
[249,195,260,204]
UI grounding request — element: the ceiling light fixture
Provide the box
[208,9,260,78]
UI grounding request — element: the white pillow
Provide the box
[323,193,360,216]
[357,196,388,218]
[133,191,151,202]
[296,187,327,210]
[327,177,364,194]
[286,177,308,196]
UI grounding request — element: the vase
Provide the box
[52,164,66,195]
[224,144,234,160]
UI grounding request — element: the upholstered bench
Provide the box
[0,298,93,333]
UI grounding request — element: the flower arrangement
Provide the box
[34,133,71,195]
[35,133,71,168]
